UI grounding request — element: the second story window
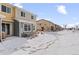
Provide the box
[7,7,11,13]
[31,15,34,19]
[1,5,6,12]
[21,11,25,17]
[1,5,11,13]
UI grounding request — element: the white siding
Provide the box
[15,7,36,22]
[10,23,13,36]
[19,22,21,37]
[15,7,37,37]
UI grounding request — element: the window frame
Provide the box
[24,24,28,31]
[21,11,25,17]
[1,5,11,13]
[6,7,11,13]
[23,24,31,32]
[1,5,6,12]
[31,15,34,19]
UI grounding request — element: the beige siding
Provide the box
[36,19,56,31]
[36,19,62,31]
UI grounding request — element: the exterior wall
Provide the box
[19,22,32,37]
[36,20,56,31]
[0,19,1,40]
[0,18,2,33]
[0,3,14,22]
[0,3,37,37]
[19,22,23,37]
[13,20,19,36]
[0,3,15,36]
[2,22,13,36]
[10,23,13,35]
[14,7,37,37]
[36,19,62,31]
[55,24,63,31]
[14,7,36,22]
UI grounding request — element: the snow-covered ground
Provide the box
[0,30,79,55]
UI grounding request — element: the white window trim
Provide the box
[1,5,11,13]
[23,23,32,32]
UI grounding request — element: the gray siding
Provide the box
[13,20,19,36]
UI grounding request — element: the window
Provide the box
[7,7,11,13]
[24,24,31,31]
[31,15,34,19]
[28,24,30,31]
[32,24,35,30]
[21,11,25,17]
[33,26,35,30]
[24,13,25,17]
[1,5,11,13]
[1,5,6,12]
[24,24,28,31]
[21,11,23,16]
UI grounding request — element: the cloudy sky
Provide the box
[12,3,79,26]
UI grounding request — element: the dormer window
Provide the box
[21,11,25,17]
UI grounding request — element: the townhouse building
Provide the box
[0,3,15,37]
[0,3,37,39]
[13,6,37,37]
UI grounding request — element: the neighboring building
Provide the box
[0,3,37,38]
[36,19,62,31]
[55,24,63,31]
[0,3,15,37]
[36,19,56,31]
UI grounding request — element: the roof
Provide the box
[36,19,55,25]
[36,19,62,28]
[13,4,37,16]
